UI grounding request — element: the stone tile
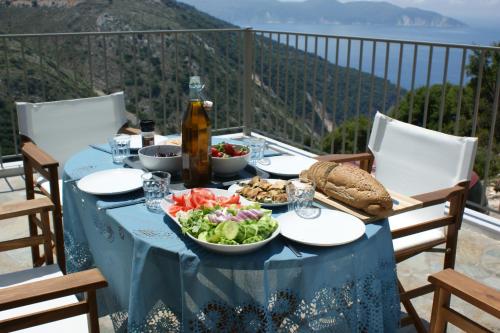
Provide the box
[0,175,26,193]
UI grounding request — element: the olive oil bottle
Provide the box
[182,76,212,187]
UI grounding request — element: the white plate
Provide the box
[77,168,145,195]
[130,134,169,149]
[160,188,280,254]
[256,155,317,177]
[278,209,366,246]
[227,179,290,207]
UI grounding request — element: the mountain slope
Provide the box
[179,0,466,27]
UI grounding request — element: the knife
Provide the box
[97,198,145,211]
[286,241,302,257]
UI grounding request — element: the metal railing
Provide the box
[1,28,499,213]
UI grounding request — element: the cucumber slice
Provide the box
[214,222,225,237]
[222,221,239,240]
[207,230,221,243]
[197,231,208,242]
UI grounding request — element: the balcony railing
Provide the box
[0,28,499,214]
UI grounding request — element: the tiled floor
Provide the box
[1,175,498,332]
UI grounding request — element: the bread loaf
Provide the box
[300,161,393,216]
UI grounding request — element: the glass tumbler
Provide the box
[109,134,131,164]
[286,178,317,218]
[246,137,266,166]
[142,171,171,213]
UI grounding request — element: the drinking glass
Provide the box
[109,134,131,164]
[246,137,266,166]
[142,171,171,213]
[286,178,317,218]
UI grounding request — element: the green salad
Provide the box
[177,204,279,245]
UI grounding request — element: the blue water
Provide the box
[244,22,500,89]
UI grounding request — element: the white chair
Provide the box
[16,91,135,200]
[0,198,107,332]
[16,92,138,270]
[318,111,478,332]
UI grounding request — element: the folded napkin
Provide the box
[89,143,112,154]
[97,197,145,210]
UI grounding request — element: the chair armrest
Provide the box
[0,268,108,311]
[315,152,373,163]
[119,125,141,135]
[0,198,53,220]
[428,269,500,318]
[412,182,468,208]
[22,142,58,168]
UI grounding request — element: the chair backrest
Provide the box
[368,112,478,197]
[16,92,128,171]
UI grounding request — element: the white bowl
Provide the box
[211,144,250,176]
[138,145,181,172]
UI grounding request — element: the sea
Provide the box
[237,21,500,90]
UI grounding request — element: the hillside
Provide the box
[179,0,466,28]
[0,0,399,155]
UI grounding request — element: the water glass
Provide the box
[286,178,317,218]
[142,171,171,213]
[109,134,131,164]
[246,137,266,165]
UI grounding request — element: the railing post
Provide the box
[242,27,254,136]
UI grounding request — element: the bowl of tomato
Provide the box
[211,142,250,176]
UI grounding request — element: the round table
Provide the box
[63,146,400,332]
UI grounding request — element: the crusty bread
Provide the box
[300,161,393,216]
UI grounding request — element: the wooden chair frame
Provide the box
[318,151,470,333]
[428,269,500,333]
[20,125,139,274]
[0,198,107,333]
[22,141,65,274]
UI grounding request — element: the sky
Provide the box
[279,0,500,23]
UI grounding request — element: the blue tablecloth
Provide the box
[63,145,400,333]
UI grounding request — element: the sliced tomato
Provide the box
[188,194,198,208]
[192,188,216,200]
[183,196,194,210]
[233,149,247,156]
[211,147,222,157]
[219,194,240,206]
[193,195,209,208]
[201,199,216,209]
[223,143,236,156]
[168,205,183,216]
[171,193,185,206]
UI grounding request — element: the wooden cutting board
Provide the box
[314,189,423,223]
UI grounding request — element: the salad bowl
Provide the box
[211,143,250,176]
[160,188,280,254]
